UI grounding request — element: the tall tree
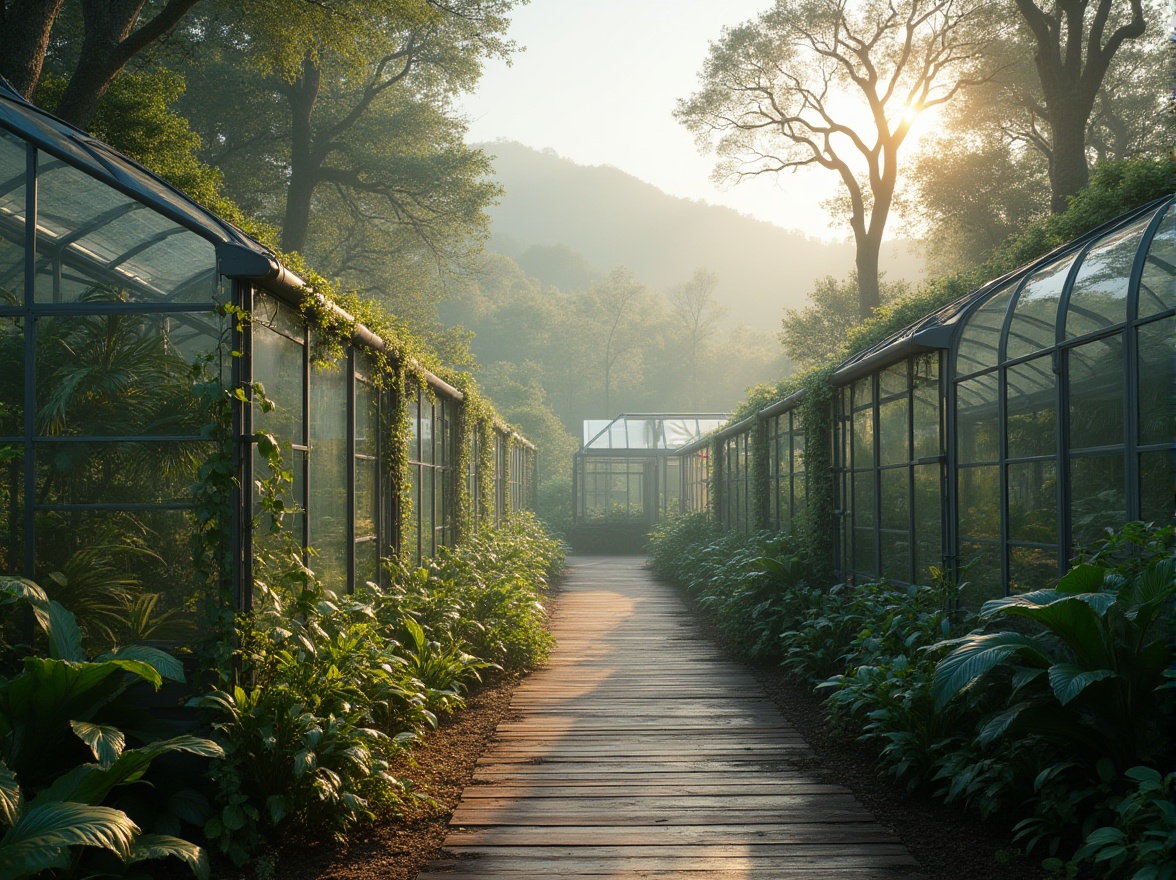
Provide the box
[586,268,649,418]
[667,268,725,408]
[677,0,990,317]
[1011,0,1149,213]
[0,0,66,98]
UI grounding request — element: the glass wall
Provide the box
[836,354,944,584]
[721,428,753,532]
[951,201,1175,596]
[679,445,711,514]
[768,408,806,531]
[0,125,224,647]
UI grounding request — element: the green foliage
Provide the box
[780,272,908,370]
[1069,767,1176,880]
[198,513,561,864]
[0,580,216,878]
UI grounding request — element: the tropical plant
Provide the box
[1068,766,1176,880]
[931,557,1174,772]
[0,578,218,878]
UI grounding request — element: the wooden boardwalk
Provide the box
[419,556,921,878]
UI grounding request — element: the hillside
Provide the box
[481,140,924,326]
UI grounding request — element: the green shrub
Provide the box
[0,579,217,879]
[198,513,563,864]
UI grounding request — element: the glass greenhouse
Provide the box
[0,82,534,638]
[685,196,1174,599]
[573,414,728,526]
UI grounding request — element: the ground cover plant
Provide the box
[647,515,1174,878]
[197,513,563,869]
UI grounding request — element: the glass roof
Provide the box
[582,414,729,451]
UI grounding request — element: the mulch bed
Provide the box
[211,566,1047,880]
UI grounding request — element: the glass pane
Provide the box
[1069,454,1126,550]
[956,282,1015,377]
[403,463,419,562]
[956,374,999,464]
[37,440,209,504]
[36,312,215,438]
[852,377,873,409]
[0,445,23,573]
[793,427,805,475]
[1139,450,1174,526]
[853,470,875,528]
[0,316,21,435]
[1006,357,1055,459]
[958,540,1002,606]
[881,531,910,583]
[879,467,908,532]
[310,357,349,589]
[958,464,999,540]
[879,362,908,399]
[1068,336,1123,449]
[1137,205,1176,318]
[853,527,876,575]
[252,320,304,445]
[1007,459,1057,543]
[853,404,874,467]
[878,397,909,466]
[911,357,939,460]
[913,463,942,582]
[34,508,200,650]
[420,466,434,557]
[1006,254,1076,360]
[421,400,434,466]
[1009,544,1058,594]
[0,131,26,306]
[35,160,215,304]
[1065,217,1149,338]
[1138,318,1175,446]
[792,471,806,513]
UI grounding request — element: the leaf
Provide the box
[1047,664,1117,706]
[97,646,185,683]
[977,704,1028,745]
[265,795,286,826]
[45,600,85,663]
[0,801,138,878]
[69,721,126,769]
[932,631,1051,709]
[128,833,209,880]
[167,790,211,828]
[0,764,22,829]
[1055,563,1110,595]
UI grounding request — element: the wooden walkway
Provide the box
[419,556,921,878]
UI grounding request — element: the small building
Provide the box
[570,413,727,551]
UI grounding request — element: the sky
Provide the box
[458,0,854,242]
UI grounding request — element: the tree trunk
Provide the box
[1047,98,1093,214]
[55,0,201,129]
[0,0,65,98]
[280,60,322,255]
[854,238,881,319]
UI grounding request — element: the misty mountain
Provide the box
[480,140,923,327]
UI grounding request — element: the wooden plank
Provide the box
[418,556,918,878]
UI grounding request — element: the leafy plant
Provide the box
[1070,766,1176,880]
[0,578,218,878]
[932,557,1174,771]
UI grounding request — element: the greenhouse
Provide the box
[689,196,1174,599]
[0,82,534,638]
[572,413,728,525]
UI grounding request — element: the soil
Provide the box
[212,567,1047,880]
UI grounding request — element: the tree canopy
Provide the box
[677,0,990,318]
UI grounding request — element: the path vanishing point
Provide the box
[419,555,922,879]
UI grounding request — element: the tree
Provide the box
[677,0,990,318]
[667,268,726,408]
[780,271,907,368]
[588,269,649,418]
[1011,0,1150,213]
[0,0,203,127]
